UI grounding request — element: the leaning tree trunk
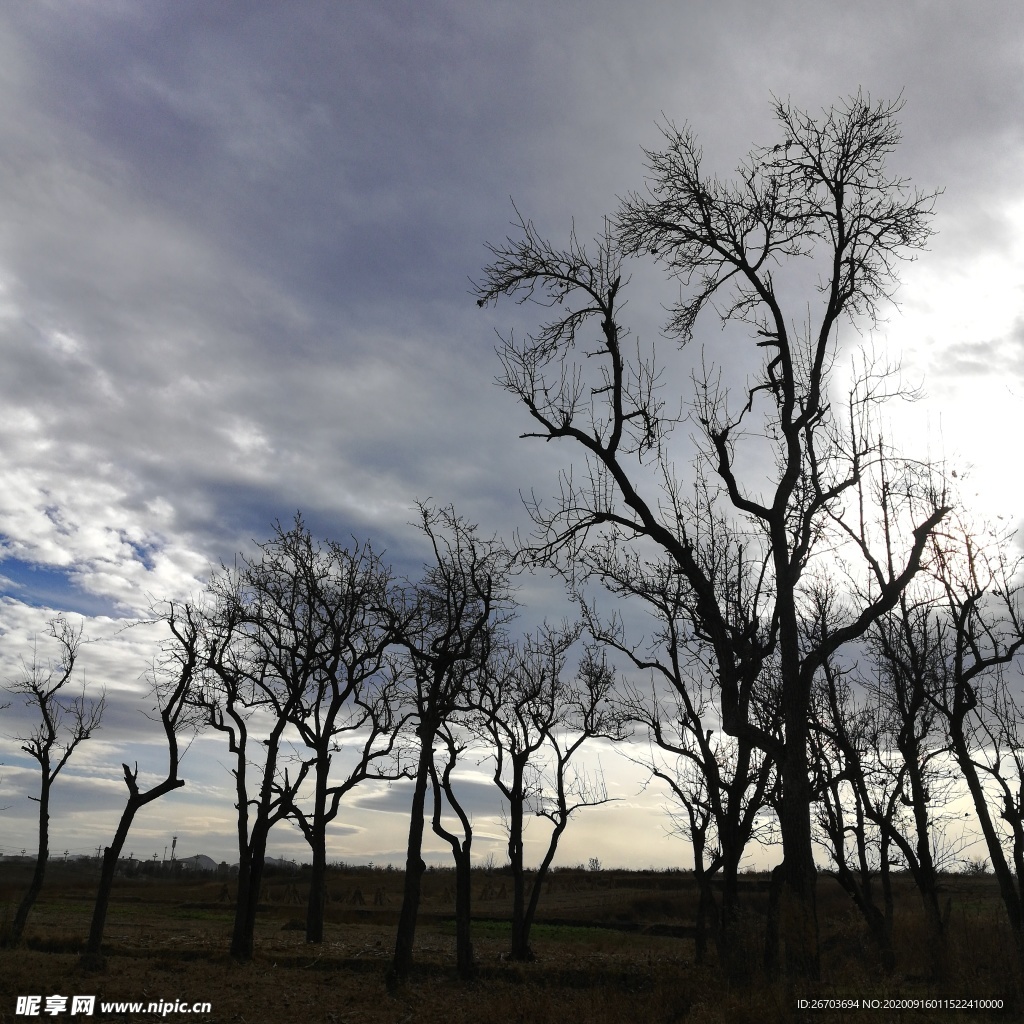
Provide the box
[84,844,125,965]
[83,773,185,966]
[9,779,51,947]
[391,734,433,981]
[519,817,568,958]
[950,729,1024,971]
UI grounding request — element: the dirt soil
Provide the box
[1,863,1019,1023]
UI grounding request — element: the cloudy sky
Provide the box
[1,0,1023,870]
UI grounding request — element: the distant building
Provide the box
[180,854,218,872]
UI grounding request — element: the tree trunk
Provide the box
[718,838,745,981]
[391,736,432,981]
[763,863,784,978]
[778,639,820,981]
[950,730,1024,970]
[902,740,947,977]
[918,884,947,978]
[84,799,140,962]
[694,874,717,966]
[231,821,271,961]
[9,778,51,947]
[520,819,567,957]
[832,864,896,972]
[879,840,895,970]
[83,776,185,965]
[507,779,530,961]
[772,678,830,981]
[305,766,329,944]
[453,845,475,979]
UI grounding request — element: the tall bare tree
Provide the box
[194,552,307,962]
[476,92,945,978]
[4,618,104,947]
[478,623,617,961]
[583,534,778,976]
[389,503,513,982]
[924,514,1024,968]
[428,720,477,978]
[254,520,407,944]
[809,642,899,971]
[861,592,965,974]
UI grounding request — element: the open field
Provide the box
[1,861,1020,1023]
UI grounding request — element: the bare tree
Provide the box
[428,720,476,978]
[82,603,199,966]
[924,514,1024,968]
[254,520,407,944]
[967,672,1024,968]
[4,617,104,947]
[510,645,618,960]
[193,553,307,962]
[860,592,965,974]
[582,535,778,977]
[476,92,944,978]
[809,643,899,971]
[478,622,617,961]
[283,675,407,943]
[477,622,578,962]
[389,503,513,982]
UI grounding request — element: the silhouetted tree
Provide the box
[809,640,898,971]
[924,514,1024,969]
[478,622,618,960]
[477,92,945,978]
[255,521,407,944]
[583,538,778,977]
[390,503,513,982]
[510,645,618,960]
[193,548,308,961]
[478,623,578,961]
[966,673,1024,971]
[802,446,957,977]
[860,591,964,975]
[5,617,104,947]
[428,720,476,978]
[82,603,199,966]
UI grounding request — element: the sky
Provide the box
[1,0,1024,872]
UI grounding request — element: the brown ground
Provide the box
[0,862,1019,1023]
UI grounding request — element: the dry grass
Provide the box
[0,863,1019,1023]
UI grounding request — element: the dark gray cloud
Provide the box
[1,0,1023,864]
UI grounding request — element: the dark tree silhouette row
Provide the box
[5,92,1024,992]
[2,505,614,983]
[474,90,1024,982]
